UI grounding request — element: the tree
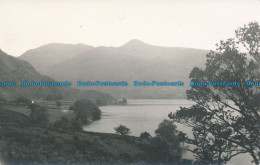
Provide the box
[114,124,131,135]
[73,100,101,124]
[140,131,151,139]
[155,120,185,159]
[70,118,83,131]
[121,98,127,105]
[169,22,260,164]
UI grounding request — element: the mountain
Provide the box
[0,49,59,99]
[20,43,94,74]
[0,49,113,102]
[20,40,209,99]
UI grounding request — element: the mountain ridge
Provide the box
[20,43,94,74]
[0,49,113,102]
[19,40,209,99]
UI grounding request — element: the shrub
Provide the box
[114,124,131,135]
[140,132,151,139]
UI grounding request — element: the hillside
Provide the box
[20,40,209,99]
[20,43,94,74]
[0,49,113,102]
[0,49,62,99]
[0,108,185,164]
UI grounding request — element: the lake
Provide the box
[83,99,252,165]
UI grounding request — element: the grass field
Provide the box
[1,101,75,123]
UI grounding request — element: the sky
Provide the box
[1,0,260,57]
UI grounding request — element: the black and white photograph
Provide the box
[0,0,259,164]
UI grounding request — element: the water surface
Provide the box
[83,99,252,165]
[84,99,193,136]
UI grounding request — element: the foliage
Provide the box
[169,22,260,165]
[95,99,107,106]
[73,99,101,124]
[69,105,74,110]
[14,97,31,106]
[53,116,83,132]
[148,136,172,162]
[143,135,182,163]
[155,119,185,145]
[155,120,185,161]
[0,108,187,164]
[56,101,61,107]
[120,98,127,105]
[140,131,151,139]
[70,118,83,131]
[114,124,131,135]
[29,104,49,127]
[53,116,70,129]
[0,97,8,103]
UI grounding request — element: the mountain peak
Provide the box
[121,39,148,48]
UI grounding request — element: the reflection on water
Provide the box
[83,99,252,165]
